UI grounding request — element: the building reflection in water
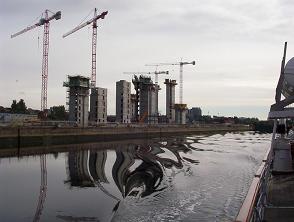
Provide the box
[66,138,199,202]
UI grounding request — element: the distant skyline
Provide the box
[1,0,294,120]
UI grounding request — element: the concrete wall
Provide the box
[0,124,251,149]
[116,80,131,123]
[68,87,89,127]
[89,87,107,124]
[148,85,159,123]
[165,79,176,123]
[130,94,136,122]
[140,84,159,123]
[175,108,187,124]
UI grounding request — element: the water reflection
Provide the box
[0,132,271,222]
[66,138,199,204]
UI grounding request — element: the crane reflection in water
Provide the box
[64,137,200,213]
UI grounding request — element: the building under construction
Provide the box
[174,104,187,124]
[130,94,137,122]
[132,75,160,124]
[63,75,90,127]
[89,87,107,124]
[164,79,177,123]
[116,80,131,123]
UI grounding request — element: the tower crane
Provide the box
[146,61,195,104]
[63,9,108,88]
[123,71,169,84]
[11,10,61,112]
[12,12,59,219]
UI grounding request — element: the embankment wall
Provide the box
[0,124,251,149]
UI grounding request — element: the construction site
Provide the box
[0,7,252,140]
[4,8,201,128]
[62,70,192,126]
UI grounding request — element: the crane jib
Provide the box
[62,11,108,38]
[10,11,61,39]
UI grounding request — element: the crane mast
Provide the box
[41,10,49,111]
[63,9,108,88]
[179,63,183,104]
[92,9,98,88]
[11,9,61,112]
[146,61,195,104]
[11,10,60,221]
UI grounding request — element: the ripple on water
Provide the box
[0,132,271,222]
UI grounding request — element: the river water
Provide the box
[0,131,271,222]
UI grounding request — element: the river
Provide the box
[0,131,271,222]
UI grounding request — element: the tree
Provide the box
[11,99,27,114]
[48,105,67,120]
[11,100,17,113]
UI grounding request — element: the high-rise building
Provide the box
[89,87,107,123]
[116,80,131,123]
[164,79,177,123]
[63,75,90,127]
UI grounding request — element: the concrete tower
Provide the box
[116,80,131,123]
[164,79,177,123]
[130,94,137,122]
[89,87,107,124]
[132,75,159,123]
[174,104,187,124]
[63,75,90,127]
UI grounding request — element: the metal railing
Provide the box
[235,143,273,222]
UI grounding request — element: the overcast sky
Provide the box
[1,0,294,119]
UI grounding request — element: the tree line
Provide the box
[6,99,68,120]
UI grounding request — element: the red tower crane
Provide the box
[146,61,195,104]
[123,71,169,84]
[11,10,61,112]
[63,9,108,88]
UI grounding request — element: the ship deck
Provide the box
[264,167,294,221]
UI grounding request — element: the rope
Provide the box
[78,8,95,26]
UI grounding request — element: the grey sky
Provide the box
[1,0,294,119]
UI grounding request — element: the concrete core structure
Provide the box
[164,79,177,123]
[130,94,136,122]
[116,80,131,123]
[132,75,159,124]
[89,87,107,124]
[63,75,90,127]
[175,104,187,124]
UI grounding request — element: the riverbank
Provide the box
[0,124,251,149]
